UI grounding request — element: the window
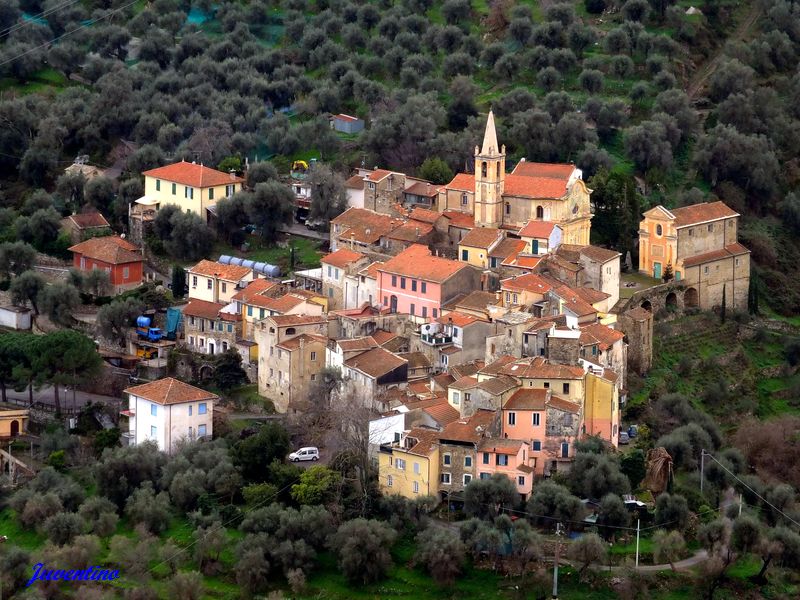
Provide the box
[689,228,694,236]
[533,412,540,426]
[505,292,511,302]
[150,425,157,438]
[443,453,451,465]
[207,279,213,290]
[199,403,207,415]
[496,454,508,466]
[189,336,194,345]
[461,193,468,205]
[543,382,550,388]
[513,293,518,304]
[440,473,451,484]
[533,440,542,451]
[185,186,193,199]
[413,481,419,494]
[464,474,472,485]
[411,279,417,292]
[171,182,176,195]
[410,303,415,316]
[420,281,427,293]
[518,476,525,486]
[413,462,420,474]
[422,306,427,318]
[536,206,544,219]
[156,179,161,191]
[451,391,460,405]
[122,266,129,279]
[505,202,510,215]
[735,258,740,267]
[400,277,406,289]
[432,308,438,318]
[464,456,472,467]
[656,224,663,236]
[208,187,214,200]
[192,276,198,287]
[310,351,317,361]
[482,452,490,465]
[198,424,207,437]
[227,324,233,333]
[480,473,490,480]
[508,412,516,426]
[310,374,316,381]
[226,184,235,197]
[704,266,709,275]
[391,275,397,287]
[328,288,334,298]
[563,383,570,394]
[334,268,339,281]
[461,249,468,261]
[368,182,375,190]
[387,475,393,487]
[708,223,714,232]
[465,392,471,401]
[221,282,227,294]
[150,404,157,416]
[395,458,406,471]
[481,161,487,177]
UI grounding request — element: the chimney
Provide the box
[229,170,236,180]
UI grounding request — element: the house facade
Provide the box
[141,161,245,218]
[378,428,440,499]
[186,260,254,304]
[122,378,218,453]
[182,299,241,356]
[266,333,328,413]
[321,248,370,310]
[69,236,144,294]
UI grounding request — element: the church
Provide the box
[437,111,593,245]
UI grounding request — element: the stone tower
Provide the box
[474,110,506,228]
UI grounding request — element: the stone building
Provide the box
[638,201,750,310]
[436,410,497,501]
[616,307,653,376]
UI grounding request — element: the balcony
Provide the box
[119,409,135,418]
[421,333,453,346]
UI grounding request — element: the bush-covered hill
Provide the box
[0,0,799,310]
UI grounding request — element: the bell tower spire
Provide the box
[474,110,506,228]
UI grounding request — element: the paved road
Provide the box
[559,549,709,573]
[3,386,121,411]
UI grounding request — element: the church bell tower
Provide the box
[474,110,506,228]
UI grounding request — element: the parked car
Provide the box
[289,447,319,462]
[618,432,630,445]
[628,425,639,438]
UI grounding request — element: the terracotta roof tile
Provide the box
[66,211,110,229]
[231,278,280,303]
[571,287,611,305]
[276,333,327,351]
[625,307,652,321]
[332,208,403,244]
[344,174,365,190]
[580,323,625,350]
[449,375,479,391]
[502,253,542,269]
[183,299,230,320]
[511,162,575,179]
[404,427,439,456]
[69,236,141,265]
[405,182,438,198]
[500,357,584,380]
[143,161,244,188]
[478,438,524,454]
[437,311,482,327]
[358,261,384,279]
[439,410,495,443]
[366,169,395,182]
[682,242,750,267]
[670,201,739,228]
[547,395,580,414]
[398,352,431,370]
[336,336,379,352]
[409,207,444,224]
[489,238,527,259]
[333,113,360,122]
[504,387,549,410]
[379,244,470,283]
[478,375,518,395]
[125,377,218,406]
[448,361,483,379]
[422,401,460,426]
[553,285,598,317]
[519,220,558,239]
[321,248,366,269]
[479,355,518,376]
[442,211,475,229]
[371,329,398,346]
[269,314,326,327]
[459,227,503,249]
[443,173,474,191]
[440,346,462,355]
[386,220,434,242]
[455,291,499,312]
[189,260,252,281]
[504,174,568,199]
[344,347,407,378]
[578,245,621,263]
[501,273,553,295]
[250,293,305,313]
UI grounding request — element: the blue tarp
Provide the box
[165,307,182,340]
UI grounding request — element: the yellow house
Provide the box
[141,161,245,218]
[458,227,504,268]
[583,369,620,448]
[497,357,586,404]
[0,407,28,438]
[187,260,255,304]
[378,427,440,499]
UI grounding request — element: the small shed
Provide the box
[329,113,365,134]
[0,306,31,330]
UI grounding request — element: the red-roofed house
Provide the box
[142,160,245,218]
[500,273,553,310]
[458,227,505,268]
[321,248,370,310]
[187,260,255,304]
[61,210,111,243]
[69,236,144,294]
[270,333,328,413]
[377,245,482,321]
[518,220,562,256]
[639,201,749,309]
[183,299,242,356]
[437,112,592,244]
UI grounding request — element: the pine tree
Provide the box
[662,261,674,283]
[172,265,186,299]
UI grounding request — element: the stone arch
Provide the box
[10,419,19,436]
[641,299,652,312]
[199,364,214,381]
[684,287,699,308]
[665,292,678,310]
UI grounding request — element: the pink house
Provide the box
[477,439,535,501]
[501,387,581,476]
[377,245,481,320]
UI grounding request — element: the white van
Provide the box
[288,447,320,462]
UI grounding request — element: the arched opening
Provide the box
[685,287,699,308]
[10,419,19,436]
[285,327,296,336]
[199,365,214,380]
[536,206,544,219]
[666,292,678,309]
[481,161,487,178]
[641,299,652,312]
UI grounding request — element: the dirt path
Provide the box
[687,5,762,100]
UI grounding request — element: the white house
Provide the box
[122,377,218,453]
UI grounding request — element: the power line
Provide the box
[0,0,84,40]
[702,450,800,530]
[0,0,139,69]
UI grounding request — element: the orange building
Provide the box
[69,236,144,294]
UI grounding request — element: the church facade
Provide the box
[438,111,593,246]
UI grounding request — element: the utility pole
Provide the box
[700,449,706,495]
[552,522,563,599]
[739,493,743,517]
[635,518,641,568]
